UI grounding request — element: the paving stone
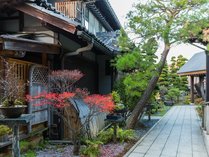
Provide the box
[177,152,192,157]
[160,152,176,157]
[128,152,145,157]
[193,151,209,157]
[133,146,150,153]
[125,106,209,157]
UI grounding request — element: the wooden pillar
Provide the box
[206,54,209,102]
[12,125,20,157]
[190,75,194,103]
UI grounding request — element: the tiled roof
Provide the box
[96,31,120,52]
[23,1,120,55]
[177,52,206,75]
[76,25,120,55]
[94,0,121,30]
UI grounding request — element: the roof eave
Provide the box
[15,3,77,34]
[95,0,121,30]
[76,30,117,56]
[0,35,61,54]
[178,70,206,76]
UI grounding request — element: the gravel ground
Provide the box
[34,115,161,157]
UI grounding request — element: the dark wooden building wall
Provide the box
[64,56,98,94]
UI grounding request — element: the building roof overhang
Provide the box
[94,0,121,30]
[14,2,120,56]
[178,70,206,76]
[15,3,77,34]
[0,35,61,54]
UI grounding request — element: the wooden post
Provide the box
[190,76,194,103]
[206,54,209,102]
[12,125,20,157]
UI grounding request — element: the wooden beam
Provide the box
[1,38,60,54]
[15,4,77,34]
[178,70,206,76]
[0,16,19,21]
[23,26,48,32]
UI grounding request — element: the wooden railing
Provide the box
[55,1,82,21]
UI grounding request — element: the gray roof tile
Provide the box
[177,52,206,74]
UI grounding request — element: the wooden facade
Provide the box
[0,0,121,146]
[55,1,81,21]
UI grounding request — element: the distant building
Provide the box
[177,51,206,103]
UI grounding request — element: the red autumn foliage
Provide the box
[49,70,84,86]
[27,92,115,112]
[27,69,115,112]
[27,92,75,108]
[84,94,115,112]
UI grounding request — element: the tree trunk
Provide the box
[126,44,170,129]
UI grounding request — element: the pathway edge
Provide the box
[124,106,173,157]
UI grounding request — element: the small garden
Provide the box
[1,0,208,156]
[0,58,168,157]
[0,55,189,157]
[21,69,164,157]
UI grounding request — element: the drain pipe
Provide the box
[61,40,94,69]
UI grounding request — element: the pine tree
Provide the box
[158,62,169,88]
[118,0,209,129]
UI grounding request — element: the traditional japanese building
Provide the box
[0,0,121,148]
[177,51,206,103]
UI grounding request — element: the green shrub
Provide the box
[0,125,11,136]
[165,88,180,102]
[98,127,135,144]
[196,105,203,118]
[98,128,114,144]
[81,139,103,157]
[184,95,191,104]
[23,150,36,157]
[117,128,135,143]
[111,91,122,104]
[20,140,30,152]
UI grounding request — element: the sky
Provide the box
[109,0,204,63]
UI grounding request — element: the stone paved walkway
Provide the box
[125,105,209,157]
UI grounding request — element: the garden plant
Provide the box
[27,69,115,155]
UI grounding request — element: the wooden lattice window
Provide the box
[8,58,31,83]
[0,58,33,99]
